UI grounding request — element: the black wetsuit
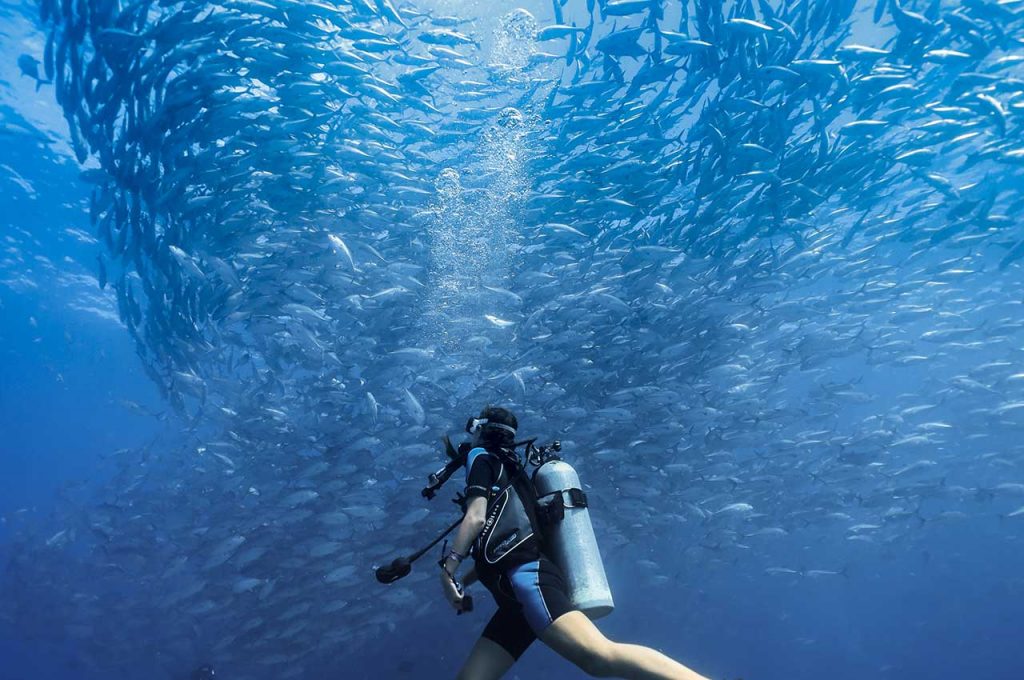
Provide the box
[464,446,576,660]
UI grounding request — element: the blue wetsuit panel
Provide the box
[507,558,575,634]
[478,555,576,659]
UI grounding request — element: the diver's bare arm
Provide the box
[462,564,478,587]
[442,496,486,577]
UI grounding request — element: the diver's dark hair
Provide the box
[478,405,518,450]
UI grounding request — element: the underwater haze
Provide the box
[1,0,1024,678]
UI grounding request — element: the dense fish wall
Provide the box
[2,0,1024,678]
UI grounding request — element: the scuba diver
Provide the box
[438,406,712,680]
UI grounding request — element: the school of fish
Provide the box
[1,0,1023,677]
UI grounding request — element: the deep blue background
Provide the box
[1,42,164,672]
[2,0,1024,678]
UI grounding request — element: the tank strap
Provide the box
[535,487,588,525]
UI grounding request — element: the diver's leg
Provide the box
[455,635,516,680]
[456,604,535,680]
[539,610,711,680]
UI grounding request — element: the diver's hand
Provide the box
[440,569,464,612]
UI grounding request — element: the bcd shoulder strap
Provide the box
[492,449,548,552]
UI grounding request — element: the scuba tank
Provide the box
[533,458,614,620]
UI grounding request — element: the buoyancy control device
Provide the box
[472,446,542,566]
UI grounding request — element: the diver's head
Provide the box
[466,405,518,450]
[190,666,216,680]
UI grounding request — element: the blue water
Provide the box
[1,75,164,677]
[3,0,1024,678]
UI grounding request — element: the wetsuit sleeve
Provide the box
[465,449,496,500]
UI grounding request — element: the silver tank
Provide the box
[533,459,614,619]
